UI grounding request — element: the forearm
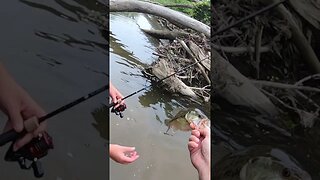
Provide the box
[109,82,116,97]
[0,63,9,82]
[198,168,210,180]
[0,63,18,87]
[109,144,116,158]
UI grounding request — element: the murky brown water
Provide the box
[0,1,107,179]
[109,12,210,180]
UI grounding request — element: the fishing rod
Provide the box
[108,56,210,109]
[0,85,108,146]
[109,0,287,109]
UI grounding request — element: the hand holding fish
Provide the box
[0,63,47,151]
[188,123,210,180]
[109,144,139,164]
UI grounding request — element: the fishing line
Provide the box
[0,0,287,145]
[108,56,210,108]
[109,0,287,109]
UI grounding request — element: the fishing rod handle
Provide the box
[0,116,42,146]
[0,129,20,146]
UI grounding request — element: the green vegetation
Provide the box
[150,0,210,25]
[192,1,210,25]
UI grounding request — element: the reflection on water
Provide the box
[110,13,210,180]
[91,104,108,141]
[0,0,106,179]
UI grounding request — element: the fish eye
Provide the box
[282,168,291,178]
[249,157,259,163]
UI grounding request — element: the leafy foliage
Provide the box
[191,0,210,25]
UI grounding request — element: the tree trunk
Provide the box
[141,29,191,40]
[110,0,279,116]
[212,49,279,116]
[141,28,271,54]
[110,0,210,37]
[271,0,320,73]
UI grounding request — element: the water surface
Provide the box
[0,1,107,179]
[110,12,210,180]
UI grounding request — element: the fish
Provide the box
[164,108,209,135]
[214,146,312,180]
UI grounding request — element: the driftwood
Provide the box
[110,0,210,37]
[212,44,271,54]
[212,49,279,116]
[188,41,210,71]
[288,0,320,30]
[178,39,211,84]
[251,80,320,93]
[140,0,194,9]
[142,28,271,54]
[141,29,191,40]
[151,58,197,98]
[110,0,279,116]
[269,0,320,73]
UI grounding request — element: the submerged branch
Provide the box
[251,79,320,93]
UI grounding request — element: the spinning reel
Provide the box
[111,103,126,118]
[4,131,53,178]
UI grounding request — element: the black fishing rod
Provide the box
[0,85,108,146]
[109,0,287,109]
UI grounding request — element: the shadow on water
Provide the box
[110,12,210,180]
[138,85,210,119]
[91,104,108,141]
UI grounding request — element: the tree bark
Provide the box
[179,39,211,84]
[212,49,279,116]
[141,28,191,40]
[110,0,279,116]
[110,0,210,37]
[141,28,271,53]
[271,0,320,73]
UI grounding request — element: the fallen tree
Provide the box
[212,0,320,127]
[110,0,210,37]
[110,0,279,116]
[141,28,271,53]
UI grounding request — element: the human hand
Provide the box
[188,124,210,180]
[109,144,139,164]
[0,64,46,151]
[109,82,125,108]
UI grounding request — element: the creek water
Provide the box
[0,1,107,179]
[110,12,210,180]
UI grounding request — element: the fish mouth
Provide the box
[190,119,210,129]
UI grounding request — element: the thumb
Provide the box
[123,146,135,152]
[199,126,210,138]
[113,97,117,104]
[8,108,24,133]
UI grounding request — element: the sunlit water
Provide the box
[0,1,107,179]
[110,12,210,180]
